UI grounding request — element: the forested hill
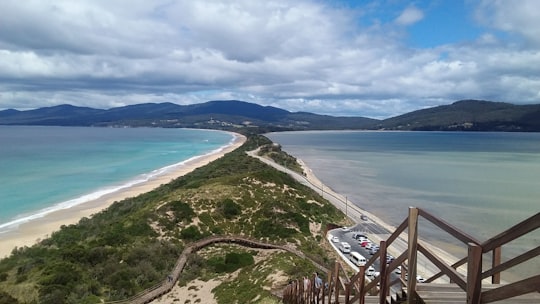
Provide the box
[1,99,540,132]
[376,100,540,131]
[0,100,377,131]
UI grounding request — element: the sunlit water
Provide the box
[0,126,234,233]
[267,131,540,280]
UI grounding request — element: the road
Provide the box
[247,150,449,282]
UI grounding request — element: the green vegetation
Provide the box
[378,99,540,131]
[207,251,254,273]
[258,143,304,174]
[0,135,346,303]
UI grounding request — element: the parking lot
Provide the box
[328,225,405,289]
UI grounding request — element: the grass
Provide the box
[257,143,305,175]
[0,135,348,303]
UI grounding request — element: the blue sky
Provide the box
[0,0,539,118]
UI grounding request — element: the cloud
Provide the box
[0,0,538,118]
[395,6,424,26]
[476,0,540,47]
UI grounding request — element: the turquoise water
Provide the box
[0,126,234,232]
[267,131,540,273]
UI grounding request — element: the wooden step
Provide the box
[364,295,380,304]
[416,283,540,304]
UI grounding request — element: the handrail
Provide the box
[104,235,329,304]
[414,208,540,303]
[253,207,537,304]
[481,212,540,252]
[418,208,482,246]
[417,243,466,289]
[481,275,540,303]
[429,256,467,282]
[386,217,408,246]
[482,245,540,280]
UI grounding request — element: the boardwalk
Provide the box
[103,235,328,304]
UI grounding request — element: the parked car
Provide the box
[360,240,369,247]
[365,242,374,250]
[395,266,402,274]
[352,233,367,240]
[332,236,339,243]
[416,275,426,283]
[366,266,376,277]
[341,226,350,232]
[369,246,379,255]
[339,242,351,254]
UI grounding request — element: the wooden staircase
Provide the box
[282,208,539,304]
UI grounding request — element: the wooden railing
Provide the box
[410,208,540,303]
[282,259,370,304]
[282,207,540,304]
[103,235,328,304]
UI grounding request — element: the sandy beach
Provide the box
[0,133,246,259]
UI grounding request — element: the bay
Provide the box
[267,131,540,277]
[0,126,233,232]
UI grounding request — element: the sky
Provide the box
[1,0,539,119]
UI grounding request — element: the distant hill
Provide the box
[0,100,377,131]
[1,99,539,131]
[377,100,540,131]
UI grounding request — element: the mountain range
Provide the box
[1,99,539,132]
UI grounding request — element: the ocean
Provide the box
[266,131,540,276]
[0,126,234,233]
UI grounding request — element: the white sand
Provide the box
[150,279,220,304]
[0,133,246,258]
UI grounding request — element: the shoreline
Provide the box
[297,158,470,280]
[255,152,467,280]
[0,133,246,259]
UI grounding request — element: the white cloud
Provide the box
[476,0,540,47]
[0,0,538,118]
[395,6,424,26]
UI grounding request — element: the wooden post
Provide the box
[299,279,302,304]
[407,207,419,304]
[467,243,483,304]
[492,246,501,284]
[334,261,340,303]
[326,268,333,304]
[294,280,299,304]
[345,282,351,303]
[322,276,326,304]
[312,273,318,304]
[358,265,366,304]
[379,240,388,304]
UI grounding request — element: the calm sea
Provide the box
[0,126,234,233]
[267,131,540,274]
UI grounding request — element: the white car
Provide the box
[331,236,339,243]
[416,275,426,283]
[341,226,350,232]
[395,266,402,274]
[365,242,374,250]
[366,266,376,277]
[339,242,351,253]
